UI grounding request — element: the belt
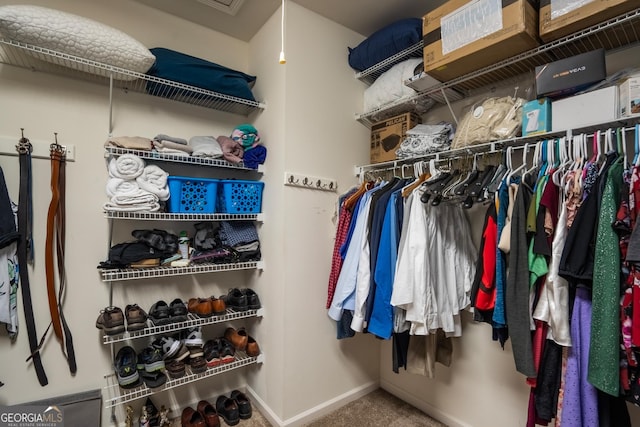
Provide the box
[41,135,77,374]
[16,131,48,386]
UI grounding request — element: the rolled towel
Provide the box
[106,177,140,198]
[152,140,193,154]
[154,134,188,145]
[189,136,223,158]
[104,136,153,150]
[108,154,145,179]
[217,135,244,164]
[136,165,170,201]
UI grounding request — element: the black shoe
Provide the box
[144,397,160,426]
[222,288,248,311]
[169,298,188,322]
[115,346,141,389]
[230,390,252,419]
[242,288,261,310]
[149,300,172,326]
[216,395,240,426]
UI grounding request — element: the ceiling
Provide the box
[134,0,446,42]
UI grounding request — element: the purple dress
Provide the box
[561,286,598,426]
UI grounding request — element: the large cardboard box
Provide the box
[370,112,421,164]
[551,86,618,132]
[540,0,638,42]
[422,0,540,82]
[618,72,640,118]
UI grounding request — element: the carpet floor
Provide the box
[234,388,447,427]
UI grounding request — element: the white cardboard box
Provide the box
[619,73,640,118]
[551,86,618,132]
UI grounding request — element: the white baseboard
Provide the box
[380,379,472,427]
[246,381,379,427]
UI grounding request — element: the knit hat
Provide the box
[231,124,261,150]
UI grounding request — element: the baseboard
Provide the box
[246,381,379,427]
[380,379,473,427]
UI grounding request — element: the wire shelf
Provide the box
[100,261,263,282]
[355,8,640,128]
[103,351,263,408]
[104,147,259,171]
[104,210,263,222]
[354,40,424,85]
[0,39,265,116]
[102,308,263,344]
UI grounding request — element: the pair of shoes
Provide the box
[149,299,188,325]
[216,391,251,425]
[115,346,141,389]
[224,327,261,357]
[144,397,160,426]
[165,358,186,379]
[152,335,189,361]
[96,305,149,335]
[222,288,261,311]
[180,326,207,374]
[182,402,220,427]
[187,297,226,317]
[203,338,235,367]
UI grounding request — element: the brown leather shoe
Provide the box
[210,297,226,316]
[188,298,214,318]
[246,335,260,357]
[197,400,221,427]
[224,327,248,351]
[181,406,206,427]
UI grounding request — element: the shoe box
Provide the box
[535,49,606,99]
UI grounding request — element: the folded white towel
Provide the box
[106,177,140,198]
[136,165,170,201]
[104,190,160,212]
[153,140,193,154]
[108,154,145,179]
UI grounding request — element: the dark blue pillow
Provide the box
[146,47,256,101]
[348,18,423,72]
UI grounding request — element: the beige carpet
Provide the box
[234,388,447,427]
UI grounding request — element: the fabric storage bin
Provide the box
[167,175,218,213]
[217,179,264,214]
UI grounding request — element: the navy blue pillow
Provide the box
[348,18,423,72]
[146,48,256,101]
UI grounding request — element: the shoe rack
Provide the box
[99,147,265,418]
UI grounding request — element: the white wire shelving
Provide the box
[104,147,263,172]
[104,210,263,222]
[355,8,640,127]
[100,260,264,282]
[0,39,265,116]
[103,352,264,408]
[102,308,264,344]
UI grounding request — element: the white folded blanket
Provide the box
[106,177,140,198]
[104,190,160,212]
[136,165,170,201]
[190,136,223,158]
[108,154,145,179]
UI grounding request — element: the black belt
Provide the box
[16,130,48,386]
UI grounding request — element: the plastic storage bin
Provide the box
[167,176,218,213]
[217,179,264,214]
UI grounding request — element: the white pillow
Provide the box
[0,5,155,79]
[363,58,422,112]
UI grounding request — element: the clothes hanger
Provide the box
[402,162,430,198]
[453,154,480,196]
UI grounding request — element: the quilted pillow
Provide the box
[348,18,422,72]
[0,5,155,79]
[363,57,422,112]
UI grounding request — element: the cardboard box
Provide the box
[535,49,606,98]
[540,0,638,42]
[618,72,640,118]
[551,86,618,132]
[422,0,540,82]
[370,112,421,164]
[522,98,552,135]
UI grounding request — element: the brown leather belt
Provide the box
[39,135,76,374]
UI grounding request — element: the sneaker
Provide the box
[172,340,191,362]
[183,326,203,347]
[149,300,172,326]
[169,298,188,323]
[203,339,221,368]
[139,346,165,373]
[152,336,181,360]
[218,338,236,363]
[115,346,140,389]
[125,304,148,332]
[96,306,125,335]
[139,369,167,389]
